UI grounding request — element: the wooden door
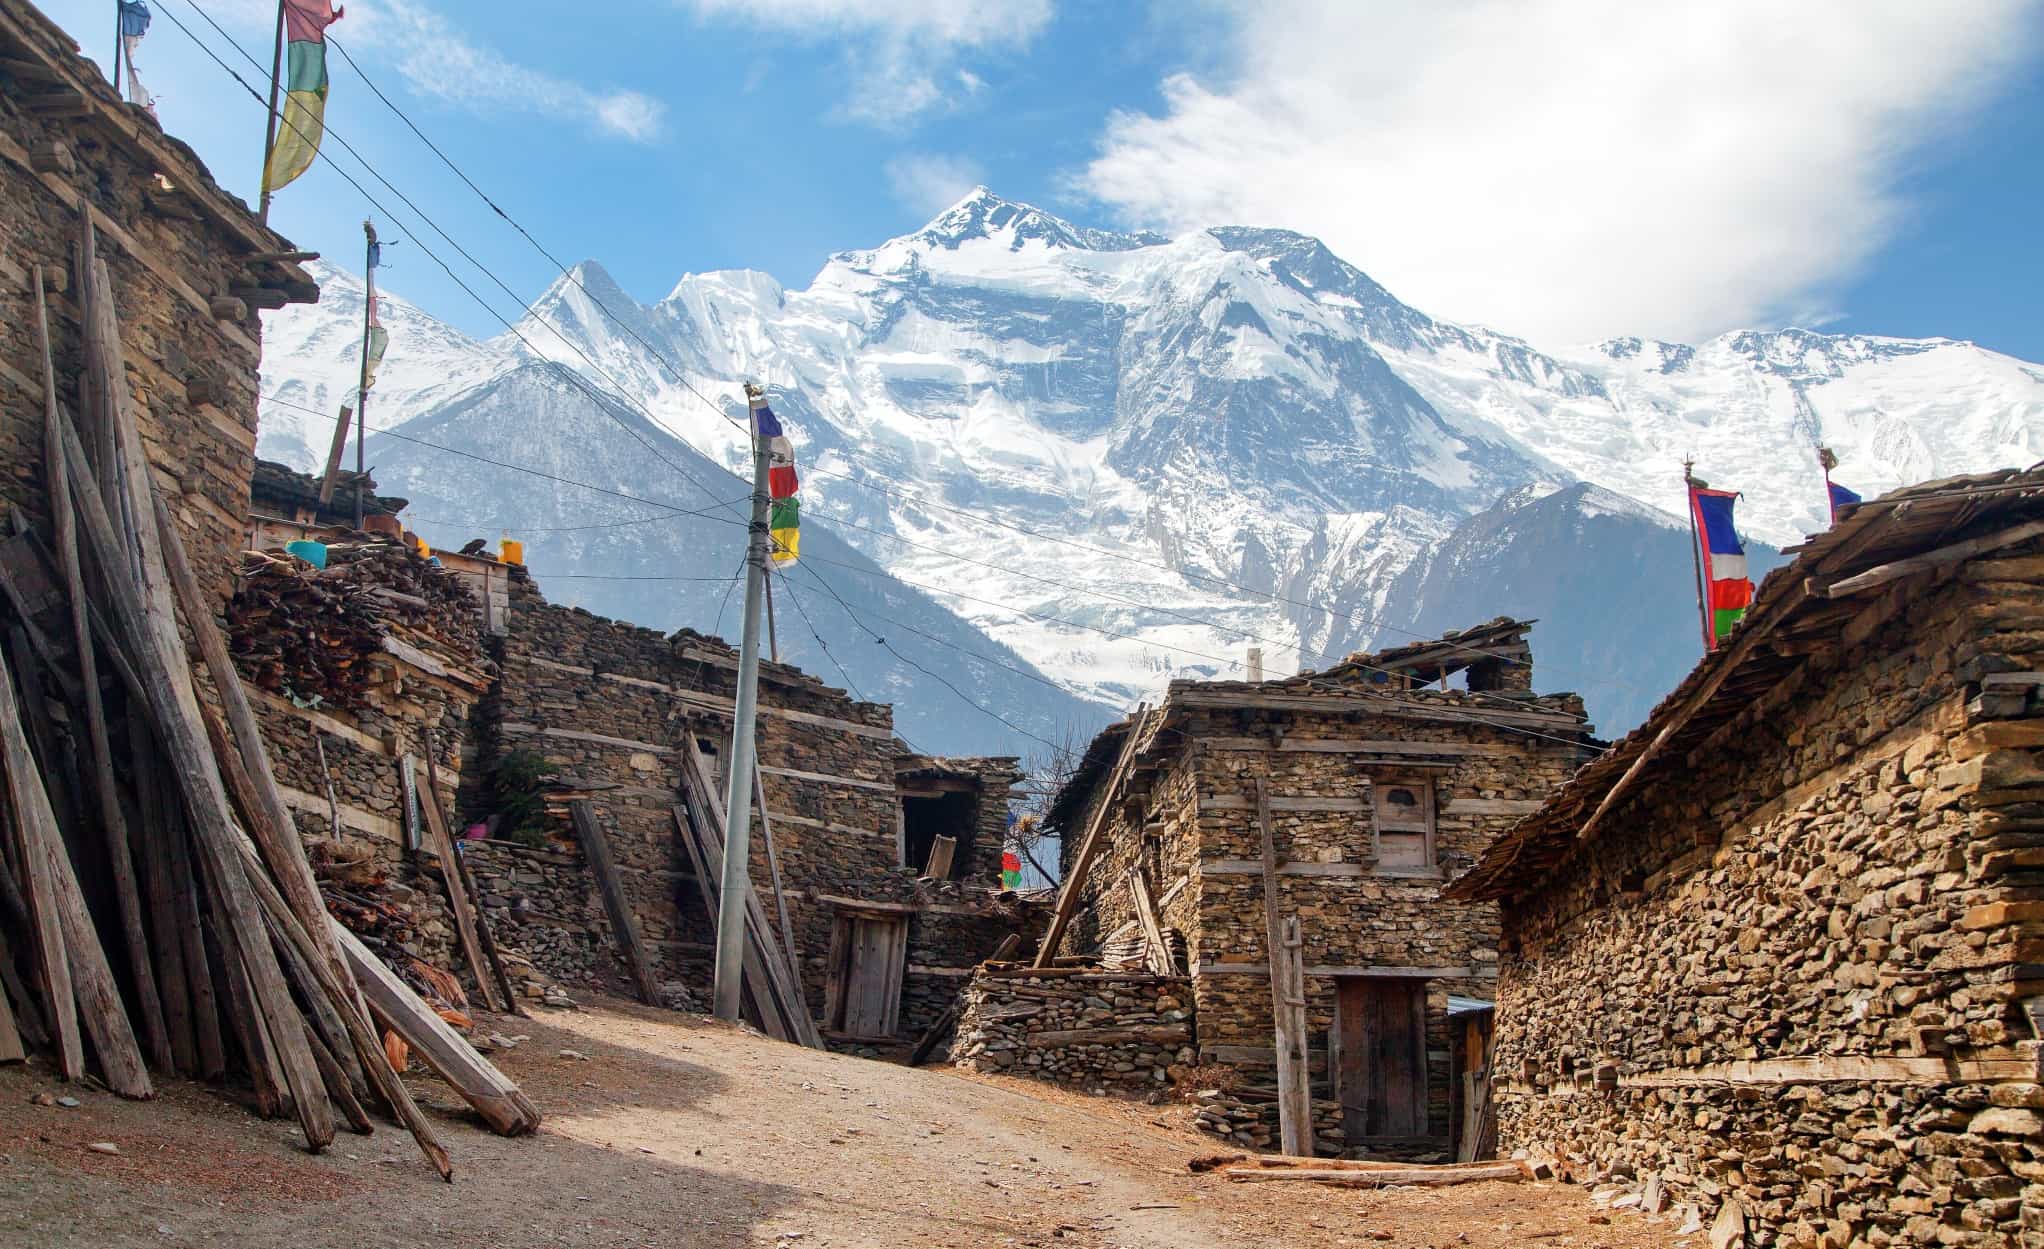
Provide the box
[827,913,907,1039]
[1333,978,1429,1140]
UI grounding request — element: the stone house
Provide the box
[1019,619,1598,1156]
[0,0,316,602]
[1446,470,2044,1248]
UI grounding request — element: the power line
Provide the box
[300,2,1636,698]
[165,0,742,515]
[176,8,1591,754]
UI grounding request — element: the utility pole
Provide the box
[1683,457,1709,651]
[258,0,286,225]
[353,218,377,529]
[712,384,774,1022]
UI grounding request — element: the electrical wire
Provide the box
[173,6,1597,754]
[302,7,1640,696]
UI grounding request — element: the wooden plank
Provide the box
[398,755,422,854]
[1222,1163,1524,1187]
[757,763,896,793]
[1204,738,1527,757]
[128,715,196,1075]
[419,765,502,1013]
[1821,519,2044,597]
[924,835,957,881]
[1170,690,1585,730]
[0,639,153,1095]
[33,264,166,1067]
[1256,778,1311,1157]
[1035,705,1150,967]
[568,801,660,1005]
[334,922,540,1137]
[1202,794,1367,813]
[0,650,80,1082]
[428,738,523,1018]
[317,405,353,505]
[1125,868,1176,976]
[754,763,801,988]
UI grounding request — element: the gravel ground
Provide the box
[0,996,1683,1249]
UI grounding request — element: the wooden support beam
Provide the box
[1125,868,1175,976]
[568,801,660,1006]
[1035,705,1150,967]
[1820,519,2044,598]
[427,739,523,1017]
[1257,778,1312,1157]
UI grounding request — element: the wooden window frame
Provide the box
[1369,777,1438,876]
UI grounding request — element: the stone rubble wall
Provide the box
[1190,1089,1345,1156]
[952,970,1194,1091]
[1492,551,2044,1248]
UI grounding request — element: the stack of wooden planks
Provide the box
[0,240,535,1181]
[670,731,825,1048]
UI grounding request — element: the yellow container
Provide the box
[500,538,524,566]
[413,534,431,560]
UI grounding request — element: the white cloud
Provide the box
[683,0,1051,126]
[342,0,665,142]
[1080,0,2041,345]
[886,153,987,217]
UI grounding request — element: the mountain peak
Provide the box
[911,187,1164,253]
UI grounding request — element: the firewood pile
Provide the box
[0,249,536,1183]
[227,537,488,708]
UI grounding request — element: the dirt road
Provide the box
[0,997,1677,1248]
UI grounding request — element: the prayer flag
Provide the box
[751,393,799,565]
[1689,484,1752,648]
[361,239,388,391]
[1001,851,1022,890]
[262,0,342,196]
[1827,480,1861,520]
[118,2,157,117]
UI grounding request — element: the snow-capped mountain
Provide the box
[256,189,2044,741]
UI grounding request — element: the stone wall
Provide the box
[0,1,315,609]
[1490,548,2044,1248]
[468,571,1033,1039]
[952,969,1194,1091]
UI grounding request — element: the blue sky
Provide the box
[47,0,2044,359]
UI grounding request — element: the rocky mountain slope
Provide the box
[255,189,2044,741]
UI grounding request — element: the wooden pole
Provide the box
[426,734,522,1016]
[60,419,332,1147]
[354,221,378,530]
[33,263,169,1065]
[258,0,286,225]
[418,758,501,1012]
[0,639,151,1097]
[1683,460,1711,652]
[1256,779,1310,1157]
[1034,706,1149,967]
[317,404,353,506]
[568,801,660,1005]
[754,762,800,987]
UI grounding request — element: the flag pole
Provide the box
[353,218,376,530]
[1683,458,1710,652]
[712,384,774,1023]
[258,0,286,225]
[112,4,122,97]
[763,571,780,664]
[1818,445,1839,524]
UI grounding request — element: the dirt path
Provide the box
[0,997,1681,1248]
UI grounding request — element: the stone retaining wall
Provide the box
[952,970,1194,1091]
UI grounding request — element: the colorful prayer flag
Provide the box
[1827,480,1861,520]
[1001,851,1022,890]
[261,0,342,196]
[1689,484,1752,648]
[751,393,799,565]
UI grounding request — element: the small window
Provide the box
[1372,780,1436,871]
